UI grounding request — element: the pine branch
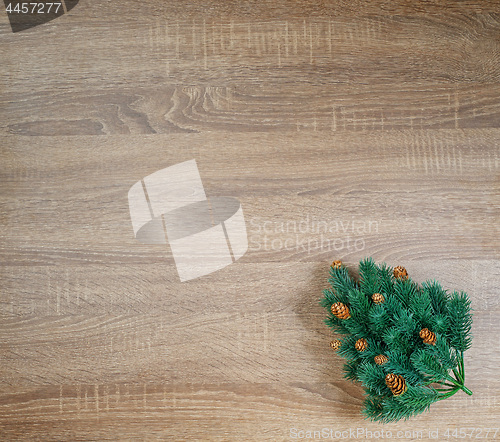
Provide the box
[447,291,473,352]
[357,362,387,396]
[342,315,369,337]
[376,263,395,296]
[408,289,433,328]
[385,350,429,386]
[360,339,387,361]
[375,398,413,423]
[337,335,362,362]
[425,333,459,371]
[392,310,418,340]
[324,315,350,335]
[422,280,449,315]
[328,266,357,299]
[348,288,371,335]
[382,319,415,355]
[359,257,380,297]
[383,295,404,326]
[410,349,452,384]
[367,305,391,339]
[430,313,450,335]
[321,258,473,422]
[320,287,348,308]
[375,386,439,423]
[391,385,440,419]
[393,279,418,307]
[362,396,385,421]
[343,360,358,382]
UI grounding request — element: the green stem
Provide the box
[451,361,473,396]
[452,368,464,384]
[437,387,460,401]
[432,357,473,397]
[460,385,473,396]
[426,354,472,397]
[461,351,465,380]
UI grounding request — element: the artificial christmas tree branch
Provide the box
[321,258,473,422]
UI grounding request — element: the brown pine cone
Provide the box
[393,266,408,280]
[374,354,389,365]
[419,328,436,345]
[385,373,407,396]
[330,339,341,351]
[331,302,351,319]
[371,293,385,304]
[331,260,342,270]
[355,338,368,352]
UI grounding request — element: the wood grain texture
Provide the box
[1,0,500,440]
[3,84,500,136]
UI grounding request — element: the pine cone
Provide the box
[331,260,342,270]
[355,338,368,352]
[393,266,408,280]
[385,373,407,396]
[374,354,389,365]
[330,339,341,351]
[371,293,385,304]
[331,302,351,319]
[419,328,436,345]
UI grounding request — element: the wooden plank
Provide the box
[1,14,500,93]
[2,84,500,135]
[0,305,498,385]
[1,259,498,317]
[0,381,498,440]
[47,0,500,19]
[0,131,498,266]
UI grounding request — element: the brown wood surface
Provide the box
[1,1,499,440]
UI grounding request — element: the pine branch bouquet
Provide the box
[321,258,473,423]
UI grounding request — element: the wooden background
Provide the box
[1,1,499,440]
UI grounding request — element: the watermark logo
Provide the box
[248,216,378,255]
[3,1,79,33]
[128,160,248,282]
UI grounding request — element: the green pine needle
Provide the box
[321,258,473,422]
[447,291,473,352]
[357,362,387,396]
[422,280,449,315]
[343,361,359,382]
